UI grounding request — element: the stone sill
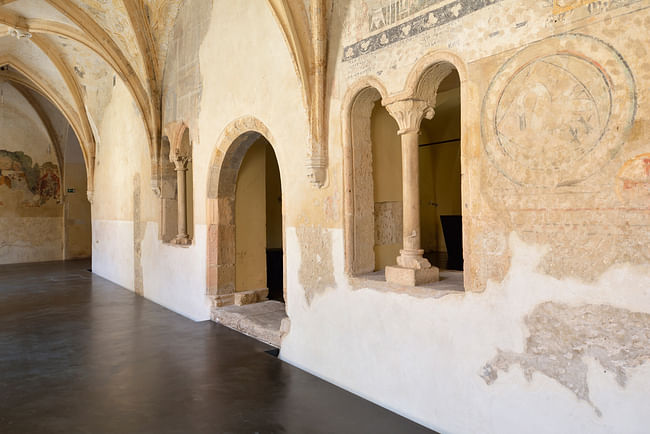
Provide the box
[349,269,465,299]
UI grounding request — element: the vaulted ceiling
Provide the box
[0,0,186,185]
[0,0,319,190]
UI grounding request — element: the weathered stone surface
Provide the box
[385,264,439,286]
[234,288,269,306]
[212,300,287,348]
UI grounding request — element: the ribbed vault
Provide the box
[0,0,321,192]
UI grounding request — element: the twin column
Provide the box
[384,99,439,286]
[172,150,191,245]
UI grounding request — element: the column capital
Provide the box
[172,149,190,171]
[385,98,434,135]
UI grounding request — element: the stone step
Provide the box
[211,300,288,348]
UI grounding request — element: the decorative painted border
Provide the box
[342,0,500,62]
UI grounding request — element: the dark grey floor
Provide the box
[0,260,434,434]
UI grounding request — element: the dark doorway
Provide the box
[265,143,283,302]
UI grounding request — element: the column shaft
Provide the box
[384,98,439,285]
[401,130,421,253]
[176,167,188,239]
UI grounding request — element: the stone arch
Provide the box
[341,76,390,276]
[0,58,95,193]
[206,116,284,307]
[403,50,472,285]
[402,50,470,100]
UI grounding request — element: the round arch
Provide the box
[206,116,285,307]
[403,50,473,284]
[0,58,95,193]
[341,76,390,275]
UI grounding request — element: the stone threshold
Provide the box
[350,269,465,299]
[211,300,287,348]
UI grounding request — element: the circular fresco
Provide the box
[481,34,636,187]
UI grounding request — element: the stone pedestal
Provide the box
[386,265,440,286]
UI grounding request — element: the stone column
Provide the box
[384,99,439,286]
[172,151,191,245]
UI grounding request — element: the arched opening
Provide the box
[418,70,463,270]
[206,119,286,311]
[159,136,177,243]
[0,77,91,264]
[345,84,393,276]
[234,136,283,304]
[206,118,287,346]
[345,62,465,287]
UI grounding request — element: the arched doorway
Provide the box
[234,136,283,303]
[0,76,91,264]
[206,117,285,309]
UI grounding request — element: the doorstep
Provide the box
[211,300,287,348]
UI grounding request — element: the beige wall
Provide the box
[75,1,650,432]
[235,139,267,293]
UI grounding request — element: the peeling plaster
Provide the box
[481,302,650,416]
[296,225,336,304]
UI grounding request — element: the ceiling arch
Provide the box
[0,0,328,189]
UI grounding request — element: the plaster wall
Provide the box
[280,1,650,433]
[92,77,209,320]
[84,0,650,432]
[93,0,309,320]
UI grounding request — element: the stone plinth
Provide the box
[385,265,439,286]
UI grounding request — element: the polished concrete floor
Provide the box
[0,260,434,434]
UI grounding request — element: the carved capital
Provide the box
[306,156,327,188]
[385,99,434,135]
[86,190,94,204]
[173,151,190,171]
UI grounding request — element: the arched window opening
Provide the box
[418,70,463,270]
[160,123,193,246]
[159,136,178,243]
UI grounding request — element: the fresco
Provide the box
[343,0,500,60]
[0,150,61,206]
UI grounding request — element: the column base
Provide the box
[385,265,439,286]
[172,234,192,246]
